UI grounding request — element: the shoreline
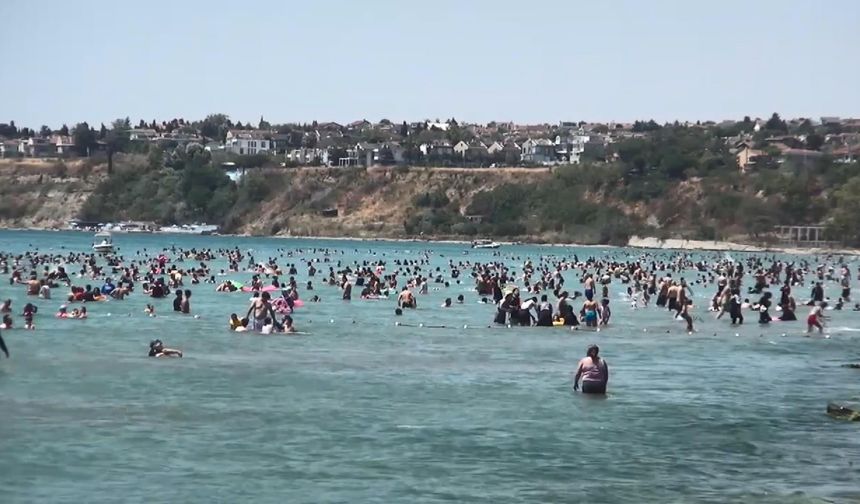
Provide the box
[5,227,860,256]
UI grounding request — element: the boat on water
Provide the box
[92,232,115,254]
[471,239,501,249]
[159,224,219,235]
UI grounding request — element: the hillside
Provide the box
[0,159,106,229]
[2,136,858,248]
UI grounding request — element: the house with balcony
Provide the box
[520,138,556,164]
[225,130,272,155]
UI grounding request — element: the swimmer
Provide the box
[1,314,13,329]
[234,318,250,333]
[573,344,609,394]
[442,298,452,308]
[398,287,417,309]
[229,313,242,330]
[148,340,183,358]
[806,302,827,334]
[281,315,297,333]
[261,317,274,335]
[0,328,7,358]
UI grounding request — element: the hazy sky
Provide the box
[2,0,858,128]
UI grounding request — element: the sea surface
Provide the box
[1,230,859,504]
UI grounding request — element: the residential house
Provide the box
[520,138,556,164]
[0,139,22,158]
[22,137,57,157]
[269,133,293,155]
[203,141,223,153]
[830,145,860,164]
[487,141,505,155]
[780,148,825,170]
[554,134,589,164]
[158,131,202,146]
[128,128,158,142]
[465,141,489,163]
[347,119,371,132]
[735,143,764,172]
[420,140,454,160]
[355,142,380,166]
[426,121,450,131]
[225,130,272,155]
[453,141,470,158]
[286,147,329,165]
[52,135,75,156]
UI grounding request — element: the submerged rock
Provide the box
[827,403,860,421]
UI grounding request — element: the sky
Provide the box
[1,0,858,128]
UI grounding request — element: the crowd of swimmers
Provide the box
[1,245,859,392]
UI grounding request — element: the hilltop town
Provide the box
[2,114,859,169]
[0,113,858,248]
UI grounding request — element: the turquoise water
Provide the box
[1,230,859,504]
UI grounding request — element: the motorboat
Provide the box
[92,232,114,254]
[159,224,219,235]
[471,239,501,249]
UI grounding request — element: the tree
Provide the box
[59,124,69,136]
[258,115,270,130]
[796,118,815,135]
[765,112,788,133]
[829,176,860,245]
[72,122,97,156]
[400,121,408,138]
[805,133,824,151]
[105,118,131,174]
[98,123,108,140]
[39,125,52,137]
[200,114,231,142]
[0,121,18,138]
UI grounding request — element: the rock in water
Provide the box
[826,403,860,421]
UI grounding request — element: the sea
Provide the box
[1,230,859,504]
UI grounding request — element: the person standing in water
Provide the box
[807,302,827,334]
[573,344,608,394]
[181,290,192,314]
[0,328,8,358]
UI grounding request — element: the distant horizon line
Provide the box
[2,112,855,131]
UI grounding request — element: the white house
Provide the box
[128,129,158,142]
[286,148,329,165]
[52,135,75,155]
[225,130,272,155]
[487,141,505,154]
[554,134,589,164]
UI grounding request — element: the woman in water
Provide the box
[573,344,609,394]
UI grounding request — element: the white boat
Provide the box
[92,232,115,254]
[159,224,219,235]
[471,239,501,249]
